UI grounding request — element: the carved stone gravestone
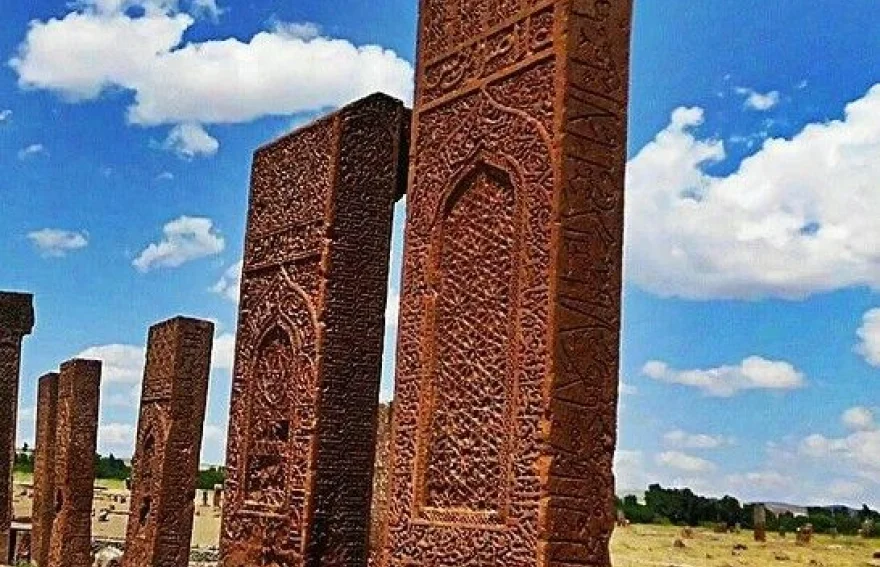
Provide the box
[47,358,102,567]
[122,317,214,567]
[753,504,766,542]
[220,93,410,567]
[380,1,631,566]
[0,292,34,562]
[31,372,59,567]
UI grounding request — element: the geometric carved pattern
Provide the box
[0,291,34,564]
[47,358,102,567]
[31,372,59,567]
[418,165,518,524]
[381,1,631,566]
[220,94,410,567]
[122,317,214,567]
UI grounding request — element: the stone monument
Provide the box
[220,93,410,567]
[31,372,59,567]
[380,1,631,566]
[122,317,214,567]
[47,358,102,567]
[0,291,34,562]
[753,504,766,542]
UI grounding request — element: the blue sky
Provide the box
[2,0,879,508]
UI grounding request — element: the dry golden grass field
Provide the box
[10,476,880,565]
[611,524,880,567]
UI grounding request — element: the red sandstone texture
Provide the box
[0,291,34,563]
[220,93,410,567]
[47,358,102,567]
[380,2,631,566]
[31,372,59,567]
[122,317,214,567]
[368,403,392,565]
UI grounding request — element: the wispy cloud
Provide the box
[27,228,89,257]
[17,143,47,160]
[736,86,781,111]
[642,356,805,397]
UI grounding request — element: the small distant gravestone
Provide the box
[681,527,694,539]
[753,504,767,542]
[212,484,222,509]
[864,519,875,538]
[795,523,813,545]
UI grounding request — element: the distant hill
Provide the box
[762,502,809,517]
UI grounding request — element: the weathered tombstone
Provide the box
[753,504,767,542]
[212,484,222,509]
[220,93,410,567]
[0,292,34,562]
[31,372,59,567]
[122,317,214,567]
[795,523,813,546]
[47,358,102,567]
[380,2,632,567]
[863,519,875,538]
[13,527,31,564]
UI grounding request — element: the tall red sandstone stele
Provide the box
[47,358,102,567]
[31,372,59,567]
[122,316,214,567]
[0,291,35,563]
[220,93,410,567]
[380,1,631,566]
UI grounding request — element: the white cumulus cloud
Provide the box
[98,422,136,455]
[211,332,235,371]
[75,344,145,383]
[626,84,880,300]
[0,109,11,123]
[10,2,414,156]
[133,215,224,272]
[855,308,880,367]
[656,451,716,473]
[663,429,731,449]
[800,408,880,478]
[642,356,805,397]
[161,122,219,159]
[27,228,89,257]
[842,406,876,431]
[211,261,242,302]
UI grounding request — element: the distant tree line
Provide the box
[14,448,225,489]
[196,466,226,490]
[617,483,880,536]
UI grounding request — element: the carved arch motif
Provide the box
[416,158,524,526]
[237,277,319,525]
